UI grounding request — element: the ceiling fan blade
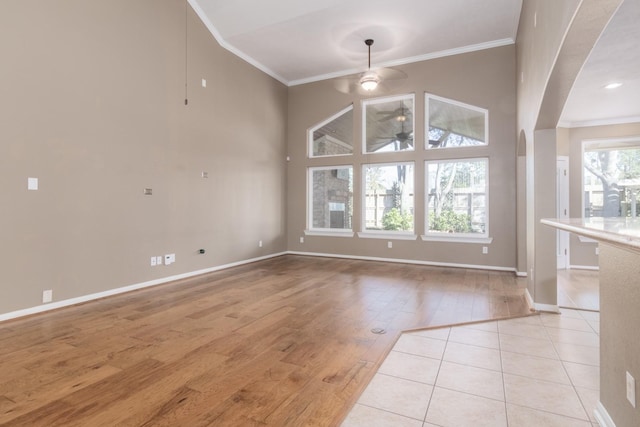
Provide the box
[374,67,407,81]
[333,65,408,95]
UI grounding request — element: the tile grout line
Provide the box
[498,317,510,427]
[420,326,452,425]
[542,309,594,423]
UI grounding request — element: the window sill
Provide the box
[421,235,493,244]
[304,229,355,238]
[357,232,418,241]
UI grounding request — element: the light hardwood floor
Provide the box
[0,255,530,426]
[557,268,599,311]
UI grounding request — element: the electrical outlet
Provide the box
[42,290,53,303]
[156,256,163,265]
[482,246,488,254]
[28,177,38,190]
[300,237,304,243]
[627,371,636,408]
[387,241,392,249]
[150,257,157,266]
[259,240,263,248]
[164,253,175,265]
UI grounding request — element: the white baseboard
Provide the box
[0,252,287,323]
[525,289,535,311]
[524,289,560,313]
[534,302,560,313]
[569,264,599,271]
[286,251,518,273]
[594,401,616,427]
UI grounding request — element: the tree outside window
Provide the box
[363,163,414,232]
[426,159,487,236]
[584,140,640,218]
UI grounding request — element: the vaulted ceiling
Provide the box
[190,0,640,127]
[189,0,522,85]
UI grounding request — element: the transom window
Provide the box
[363,94,415,154]
[426,94,488,149]
[308,105,353,157]
[426,158,488,237]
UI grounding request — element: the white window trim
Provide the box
[362,93,415,154]
[307,165,353,233]
[421,235,493,244]
[308,104,354,158]
[425,93,489,150]
[424,157,490,240]
[305,229,355,238]
[362,161,415,235]
[358,231,418,240]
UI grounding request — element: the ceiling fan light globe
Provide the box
[360,71,380,91]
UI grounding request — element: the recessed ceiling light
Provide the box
[604,82,623,89]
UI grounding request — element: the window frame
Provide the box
[581,136,640,224]
[358,161,417,240]
[305,165,355,237]
[308,104,354,158]
[423,157,492,243]
[425,93,489,150]
[362,93,415,155]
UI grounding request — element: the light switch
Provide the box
[201,78,207,88]
[28,177,38,190]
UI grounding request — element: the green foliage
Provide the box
[429,210,472,233]
[382,208,413,231]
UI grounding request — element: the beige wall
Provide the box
[286,46,517,269]
[515,0,581,295]
[0,0,288,315]
[516,0,621,305]
[599,243,640,426]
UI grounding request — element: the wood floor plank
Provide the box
[0,255,531,426]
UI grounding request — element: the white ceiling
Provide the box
[559,0,640,127]
[189,0,639,127]
[189,0,522,85]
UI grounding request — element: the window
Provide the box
[308,166,353,232]
[363,94,414,153]
[362,162,414,234]
[426,95,488,149]
[309,105,353,157]
[426,158,488,238]
[583,138,640,218]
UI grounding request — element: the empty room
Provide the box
[1,0,639,426]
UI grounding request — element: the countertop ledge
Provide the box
[541,217,640,253]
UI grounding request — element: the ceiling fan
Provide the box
[334,39,407,95]
[376,121,414,150]
[377,101,412,122]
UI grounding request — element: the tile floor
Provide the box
[557,269,599,311]
[342,308,601,427]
